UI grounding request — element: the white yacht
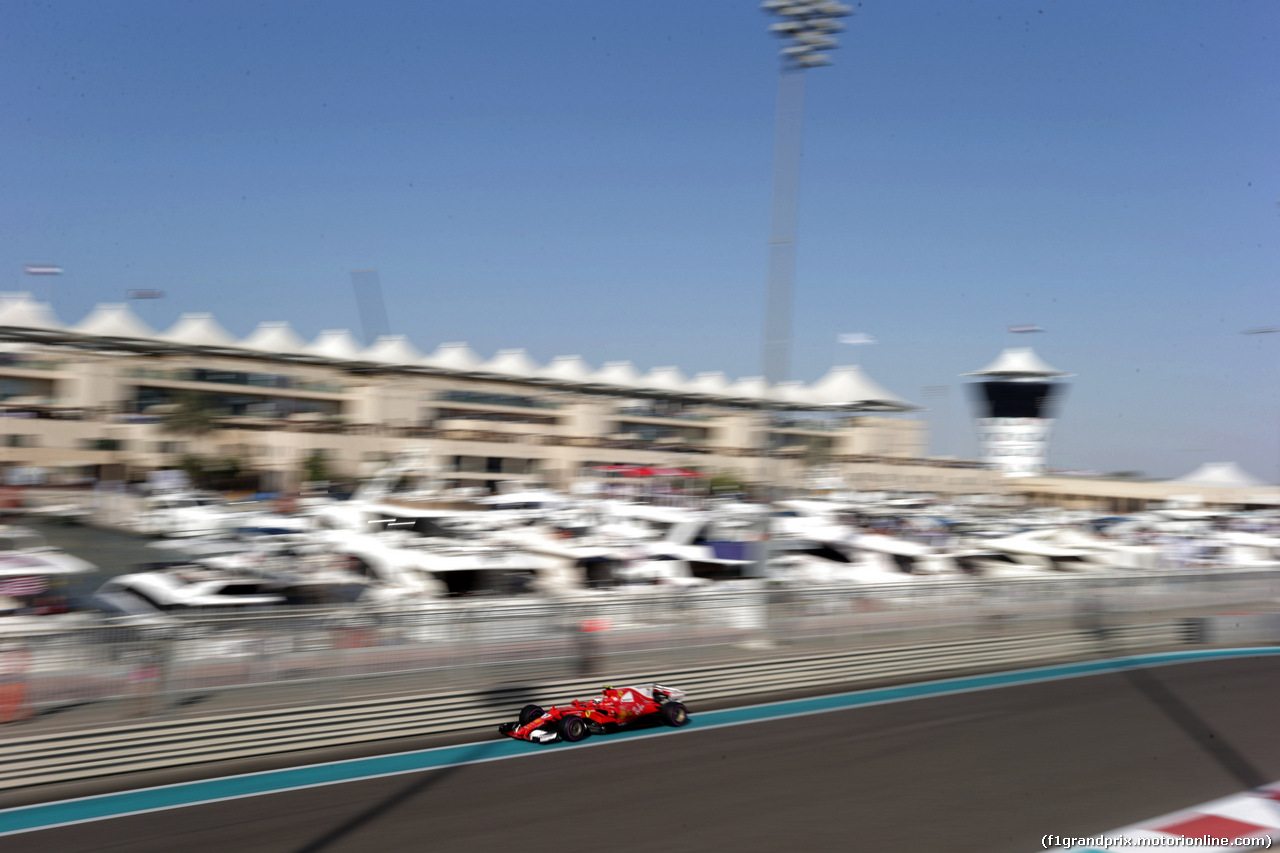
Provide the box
[0,525,98,614]
[601,503,757,585]
[134,492,237,538]
[151,532,372,605]
[97,565,286,611]
[978,529,1100,572]
[320,513,560,599]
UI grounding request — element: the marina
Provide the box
[0,451,1276,621]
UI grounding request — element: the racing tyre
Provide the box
[659,702,689,728]
[559,715,589,743]
[518,704,544,726]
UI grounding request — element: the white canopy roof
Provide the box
[964,347,1071,378]
[541,355,593,384]
[241,321,308,355]
[639,366,688,394]
[808,365,919,411]
[305,329,364,361]
[161,314,237,348]
[423,342,483,373]
[771,380,811,406]
[1168,462,1270,489]
[73,303,155,340]
[728,376,770,401]
[687,371,731,397]
[480,348,541,378]
[0,293,62,331]
[589,361,643,390]
[363,334,424,365]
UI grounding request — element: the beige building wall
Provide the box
[0,341,998,495]
[1010,475,1280,512]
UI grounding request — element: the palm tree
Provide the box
[302,450,331,484]
[159,392,218,439]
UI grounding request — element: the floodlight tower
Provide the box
[761,0,852,387]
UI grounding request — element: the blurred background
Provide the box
[0,3,1275,787]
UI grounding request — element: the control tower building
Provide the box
[963,348,1072,477]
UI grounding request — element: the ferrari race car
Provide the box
[498,683,689,743]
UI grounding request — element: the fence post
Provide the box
[0,641,32,724]
[155,633,178,717]
[576,616,609,676]
[764,582,792,647]
[125,644,164,719]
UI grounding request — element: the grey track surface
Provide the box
[15,656,1280,853]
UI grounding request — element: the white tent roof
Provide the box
[73,303,155,340]
[480,348,541,379]
[161,314,237,348]
[589,361,643,390]
[729,376,770,402]
[964,347,1071,378]
[687,371,731,397]
[241,321,308,355]
[0,293,62,331]
[363,334,424,365]
[808,365,918,411]
[639,366,688,394]
[423,342,483,373]
[1168,462,1270,489]
[772,380,811,406]
[305,329,364,361]
[541,355,593,384]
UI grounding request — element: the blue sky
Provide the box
[3,1,1278,480]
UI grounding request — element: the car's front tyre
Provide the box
[559,715,589,742]
[518,704,544,726]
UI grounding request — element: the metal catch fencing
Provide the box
[1,567,1276,733]
[0,622,1198,791]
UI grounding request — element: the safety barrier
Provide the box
[10,567,1275,727]
[0,620,1188,791]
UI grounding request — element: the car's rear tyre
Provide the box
[559,714,589,742]
[518,704,544,726]
[659,701,689,727]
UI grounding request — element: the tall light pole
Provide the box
[351,269,391,346]
[757,2,851,505]
[761,1,851,387]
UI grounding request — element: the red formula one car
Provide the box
[498,684,689,744]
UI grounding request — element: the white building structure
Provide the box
[0,293,999,495]
[964,347,1071,477]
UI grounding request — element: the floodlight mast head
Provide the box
[763,0,852,70]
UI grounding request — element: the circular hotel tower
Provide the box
[963,348,1072,477]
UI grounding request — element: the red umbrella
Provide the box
[622,467,657,477]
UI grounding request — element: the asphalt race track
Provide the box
[10,655,1280,853]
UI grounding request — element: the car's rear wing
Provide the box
[647,683,686,701]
